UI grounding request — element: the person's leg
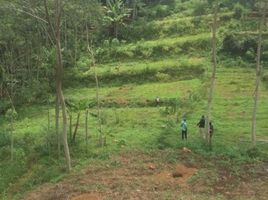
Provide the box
[202,128,205,139]
[210,132,213,139]
[181,131,184,140]
[183,130,187,140]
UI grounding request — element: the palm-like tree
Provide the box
[105,0,131,38]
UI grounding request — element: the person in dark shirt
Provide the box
[209,121,214,138]
[197,115,205,139]
[181,118,188,140]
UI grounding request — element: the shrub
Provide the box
[155,72,171,82]
[233,3,245,19]
[157,119,178,149]
[148,4,173,19]
[222,34,242,55]
[0,131,10,149]
[242,36,257,53]
[262,52,268,65]
[262,73,268,88]
[111,38,120,46]
[246,147,264,159]
[192,0,208,16]
[222,34,257,56]
[0,100,10,115]
[77,56,91,70]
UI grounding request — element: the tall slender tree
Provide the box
[251,1,267,147]
[55,0,71,171]
[206,3,218,148]
[44,0,71,171]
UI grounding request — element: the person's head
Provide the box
[183,118,186,122]
[202,115,205,118]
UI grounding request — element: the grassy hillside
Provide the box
[0,0,268,199]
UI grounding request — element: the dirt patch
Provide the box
[21,151,268,200]
[102,97,130,106]
[71,193,102,200]
[154,164,197,186]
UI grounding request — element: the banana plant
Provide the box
[105,0,131,38]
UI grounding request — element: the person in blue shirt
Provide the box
[181,118,187,140]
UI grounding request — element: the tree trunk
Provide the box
[55,0,71,172]
[85,109,89,153]
[93,53,104,147]
[206,7,218,148]
[114,22,118,38]
[55,95,60,157]
[88,46,104,147]
[10,115,14,161]
[132,0,138,20]
[74,24,77,67]
[47,106,51,156]
[72,111,81,142]
[58,87,71,171]
[251,5,266,147]
[69,112,73,141]
[9,75,15,162]
[65,19,67,49]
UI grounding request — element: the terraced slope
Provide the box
[1,2,268,199]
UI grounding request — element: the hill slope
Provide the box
[1,1,268,199]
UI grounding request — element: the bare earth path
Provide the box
[22,150,268,200]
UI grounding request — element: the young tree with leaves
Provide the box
[251,1,267,147]
[44,0,71,171]
[206,1,219,148]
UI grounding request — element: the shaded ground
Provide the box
[22,150,268,200]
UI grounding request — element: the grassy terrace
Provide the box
[117,33,210,51]
[69,57,206,87]
[1,1,268,198]
[65,78,203,107]
[85,57,206,76]
[96,33,211,62]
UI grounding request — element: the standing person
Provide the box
[181,118,187,140]
[209,121,214,138]
[197,115,205,139]
[155,96,160,106]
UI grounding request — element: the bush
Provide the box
[233,3,245,19]
[246,147,266,159]
[222,34,257,56]
[262,73,268,88]
[155,72,171,82]
[263,51,268,63]
[77,56,91,70]
[111,38,120,46]
[0,132,10,148]
[147,4,173,19]
[222,34,242,55]
[0,100,10,115]
[157,119,178,149]
[192,0,208,16]
[242,36,257,53]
